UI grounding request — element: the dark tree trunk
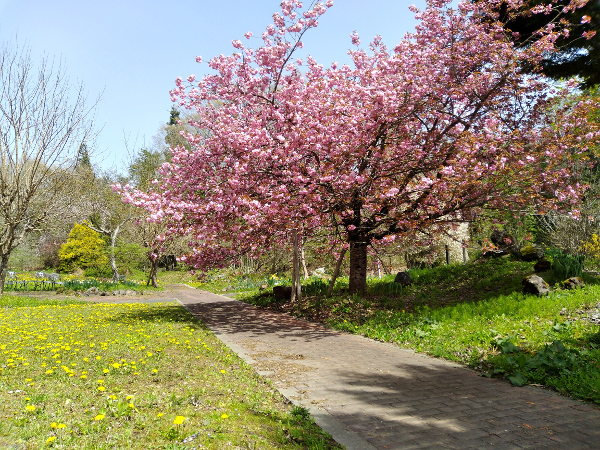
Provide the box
[349,238,368,294]
[0,254,9,295]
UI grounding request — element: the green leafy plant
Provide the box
[545,247,585,281]
[494,340,579,387]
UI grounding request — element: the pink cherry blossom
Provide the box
[118,0,599,293]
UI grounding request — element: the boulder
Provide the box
[84,287,100,296]
[563,277,585,290]
[534,258,552,273]
[522,275,550,296]
[273,285,293,301]
[520,244,544,261]
[490,229,519,255]
[394,271,412,286]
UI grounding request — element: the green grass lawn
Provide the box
[238,256,600,406]
[0,295,340,449]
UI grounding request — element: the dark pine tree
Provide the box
[479,0,600,88]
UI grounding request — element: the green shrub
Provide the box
[114,242,146,274]
[83,265,113,278]
[58,223,108,273]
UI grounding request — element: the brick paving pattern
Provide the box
[170,287,600,449]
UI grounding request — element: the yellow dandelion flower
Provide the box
[25,405,35,412]
[97,386,105,392]
[157,413,164,417]
[94,414,105,421]
[46,436,56,444]
[220,370,226,374]
[173,416,186,425]
[221,413,228,419]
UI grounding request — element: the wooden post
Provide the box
[445,245,450,265]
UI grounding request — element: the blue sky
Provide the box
[0,0,430,173]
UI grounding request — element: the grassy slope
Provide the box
[238,256,600,405]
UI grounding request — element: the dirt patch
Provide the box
[252,360,315,387]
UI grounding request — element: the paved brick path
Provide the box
[169,286,600,449]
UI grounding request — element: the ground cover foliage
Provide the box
[0,297,339,449]
[237,256,600,405]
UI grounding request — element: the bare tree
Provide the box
[71,170,135,282]
[0,41,96,293]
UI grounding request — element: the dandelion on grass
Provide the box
[94,414,105,421]
[46,436,56,444]
[173,416,186,425]
[25,405,35,412]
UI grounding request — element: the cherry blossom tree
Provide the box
[117,0,600,293]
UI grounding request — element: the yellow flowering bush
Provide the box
[580,233,600,268]
[58,222,108,273]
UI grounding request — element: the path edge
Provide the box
[175,296,378,450]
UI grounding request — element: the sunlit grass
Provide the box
[0,296,339,449]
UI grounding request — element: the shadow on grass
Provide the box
[106,303,204,327]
